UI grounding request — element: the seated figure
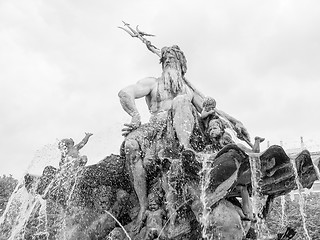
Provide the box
[58,132,93,169]
[118,45,250,232]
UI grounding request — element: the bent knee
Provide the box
[124,139,143,163]
[124,139,139,152]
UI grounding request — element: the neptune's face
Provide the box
[162,52,180,72]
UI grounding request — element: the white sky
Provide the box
[1,0,320,178]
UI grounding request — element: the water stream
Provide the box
[0,181,49,239]
[248,153,271,239]
[0,161,84,239]
[290,156,311,240]
[1,146,318,239]
[280,195,286,228]
[312,156,320,180]
[198,152,214,239]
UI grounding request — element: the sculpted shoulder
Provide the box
[119,77,157,99]
[136,77,157,91]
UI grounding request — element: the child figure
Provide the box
[201,96,218,129]
[58,132,93,168]
[42,133,93,204]
[143,192,166,240]
[201,97,233,151]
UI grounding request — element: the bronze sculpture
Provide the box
[118,43,250,234]
[2,22,318,240]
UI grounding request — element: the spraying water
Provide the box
[0,181,49,239]
[0,157,92,239]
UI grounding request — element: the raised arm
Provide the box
[75,132,93,150]
[200,109,215,119]
[118,77,156,136]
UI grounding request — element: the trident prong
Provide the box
[118,21,161,57]
[117,26,137,37]
[136,25,155,37]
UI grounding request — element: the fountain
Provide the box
[1,23,320,240]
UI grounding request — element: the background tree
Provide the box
[267,192,320,240]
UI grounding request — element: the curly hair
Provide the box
[160,45,187,76]
[58,138,74,149]
[203,96,216,110]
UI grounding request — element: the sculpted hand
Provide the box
[208,109,216,115]
[85,132,93,137]
[122,114,141,137]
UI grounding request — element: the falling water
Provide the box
[280,195,286,228]
[312,157,320,180]
[104,210,131,240]
[248,153,270,239]
[290,156,311,240]
[198,152,214,239]
[0,159,87,239]
[0,181,49,239]
[0,143,64,240]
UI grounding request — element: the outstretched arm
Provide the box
[191,89,250,143]
[118,77,156,136]
[75,132,93,150]
[200,109,215,119]
[215,109,250,142]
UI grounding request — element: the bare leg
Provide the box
[239,185,252,219]
[125,139,147,233]
[172,95,195,149]
[237,185,255,235]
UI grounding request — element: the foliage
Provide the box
[0,175,18,216]
[266,192,320,240]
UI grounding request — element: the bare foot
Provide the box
[254,136,265,143]
[253,136,265,153]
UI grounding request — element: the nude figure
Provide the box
[58,132,93,168]
[118,45,250,232]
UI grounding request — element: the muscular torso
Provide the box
[146,78,193,114]
[146,209,164,229]
[66,147,80,158]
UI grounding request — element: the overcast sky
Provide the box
[1,0,320,178]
